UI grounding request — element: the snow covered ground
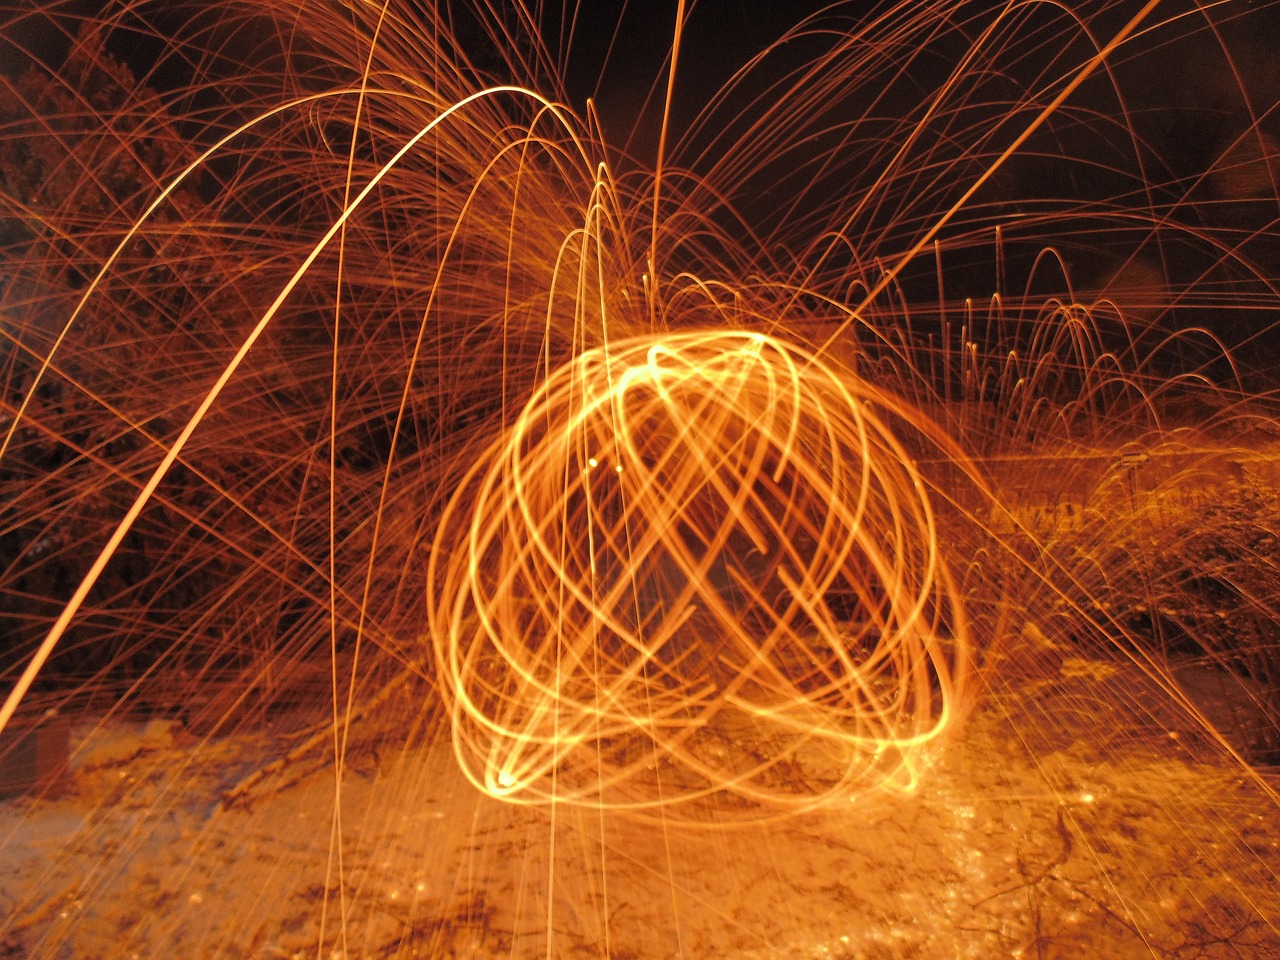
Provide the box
[3,655,1278,960]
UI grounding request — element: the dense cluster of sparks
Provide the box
[429,330,968,817]
[0,0,1278,956]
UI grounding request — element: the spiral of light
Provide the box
[427,330,969,821]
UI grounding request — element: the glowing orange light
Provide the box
[428,330,969,821]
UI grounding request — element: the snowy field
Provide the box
[3,651,1278,960]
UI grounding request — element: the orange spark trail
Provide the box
[428,330,969,822]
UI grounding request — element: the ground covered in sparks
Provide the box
[2,658,1277,960]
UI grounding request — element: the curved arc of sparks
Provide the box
[0,82,596,737]
[812,0,1165,362]
[428,329,973,822]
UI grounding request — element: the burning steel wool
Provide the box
[0,0,1279,958]
[428,330,969,818]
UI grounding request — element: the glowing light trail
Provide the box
[428,330,969,821]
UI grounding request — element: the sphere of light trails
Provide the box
[427,330,969,821]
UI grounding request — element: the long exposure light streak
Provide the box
[429,330,969,819]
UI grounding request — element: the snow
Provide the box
[3,660,1278,959]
